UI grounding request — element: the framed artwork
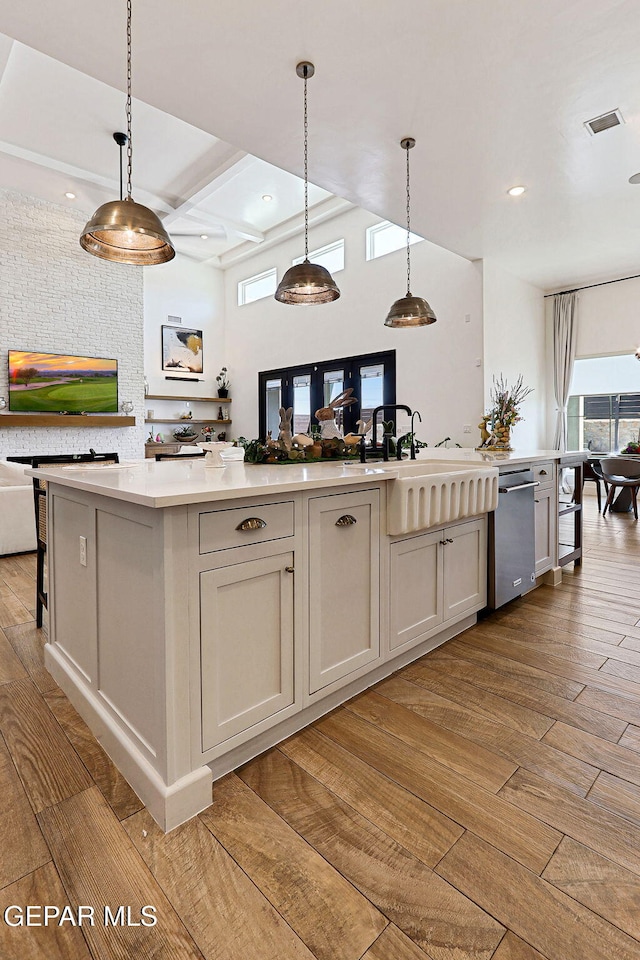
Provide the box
[161,326,203,374]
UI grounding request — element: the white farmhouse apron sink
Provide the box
[348,460,499,534]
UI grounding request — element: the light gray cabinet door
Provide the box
[308,489,380,694]
[535,487,556,574]
[389,529,443,652]
[443,518,487,620]
[200,551,294,750]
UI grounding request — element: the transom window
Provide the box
[365,220,423,261]
[237,267,277,306]
[292,239,345,274]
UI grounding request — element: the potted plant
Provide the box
[173,424,199,443]
[216,366,230,398]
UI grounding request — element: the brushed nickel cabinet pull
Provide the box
[336,514,357,526]
[236,517,267,531]
[285,566,295,573]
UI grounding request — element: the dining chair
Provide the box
[31,452,119,627]
[583,458,608,513]
[599,457,640,519]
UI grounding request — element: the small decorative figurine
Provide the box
[314,389,357,440]
[278,407,294,451]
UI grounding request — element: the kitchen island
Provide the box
[32,449,578,830]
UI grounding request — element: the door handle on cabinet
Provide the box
[285,566,295,573]
[236,517,267,531]
[439,537,454,544]
[335,515,357,526]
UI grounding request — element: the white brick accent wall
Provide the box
[0,189,145,459]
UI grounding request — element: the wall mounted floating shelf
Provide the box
[145,394,231,402]
[0,415,136,427]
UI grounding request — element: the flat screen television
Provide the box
[8,351,118,413]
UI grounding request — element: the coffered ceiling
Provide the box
[1,1,639,289]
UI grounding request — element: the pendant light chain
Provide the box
[406,141,411,296]
[273,61,339,303]
[79,0,174,263]
[126,0,133,201]
[303,69,309,261]
[383,136,436,327]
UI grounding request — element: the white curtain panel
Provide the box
[553,291,578,450]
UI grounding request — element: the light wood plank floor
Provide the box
[2,497,640,960]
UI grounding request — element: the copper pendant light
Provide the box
[384,138,436,327]
[80,0,174,265]
[275,62,340,304]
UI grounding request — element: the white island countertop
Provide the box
[29,448,584,509]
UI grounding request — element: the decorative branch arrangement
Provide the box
[478,374,534,450]
[489,374,534,428]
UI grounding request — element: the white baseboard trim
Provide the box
[45,611,477,831]
[45,644,212,832]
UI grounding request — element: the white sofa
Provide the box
[0,460,37,555]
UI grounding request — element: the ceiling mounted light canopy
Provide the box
[384,138,436,328]
[80,0,174,265]
[275,61,340,305]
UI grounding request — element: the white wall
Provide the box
[0,190,145,459]
[224,206,484,445]
[482,260,547,448]
[143,254,225,397]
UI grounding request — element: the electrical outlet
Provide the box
[464,313,471,323]
[79,536,87,567]
[463,424,471,434]
[475,358,482,367]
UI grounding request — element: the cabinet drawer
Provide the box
[533,461,554,487]
[199,500,294,553]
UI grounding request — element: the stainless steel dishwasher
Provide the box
[487,467,538,610]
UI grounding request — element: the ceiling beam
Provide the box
[174,210,264,243]
[219,195,354,268]
[162,152,264,241]
[0,139,175,214]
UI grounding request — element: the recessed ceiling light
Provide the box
[200,234,208,240]
[64,192,76,199]
[507,185,526,197]
[629,173,640,184]
[262,194,273,202]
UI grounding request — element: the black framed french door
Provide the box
[258,350,396,440]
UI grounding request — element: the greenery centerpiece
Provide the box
[173,424,199,443]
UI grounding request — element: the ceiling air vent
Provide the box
[584,109,624,136]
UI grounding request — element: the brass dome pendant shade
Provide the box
[81,197,175,266]
[80,0,174,265]
[275,62,340,304]
[384,138,436,328]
